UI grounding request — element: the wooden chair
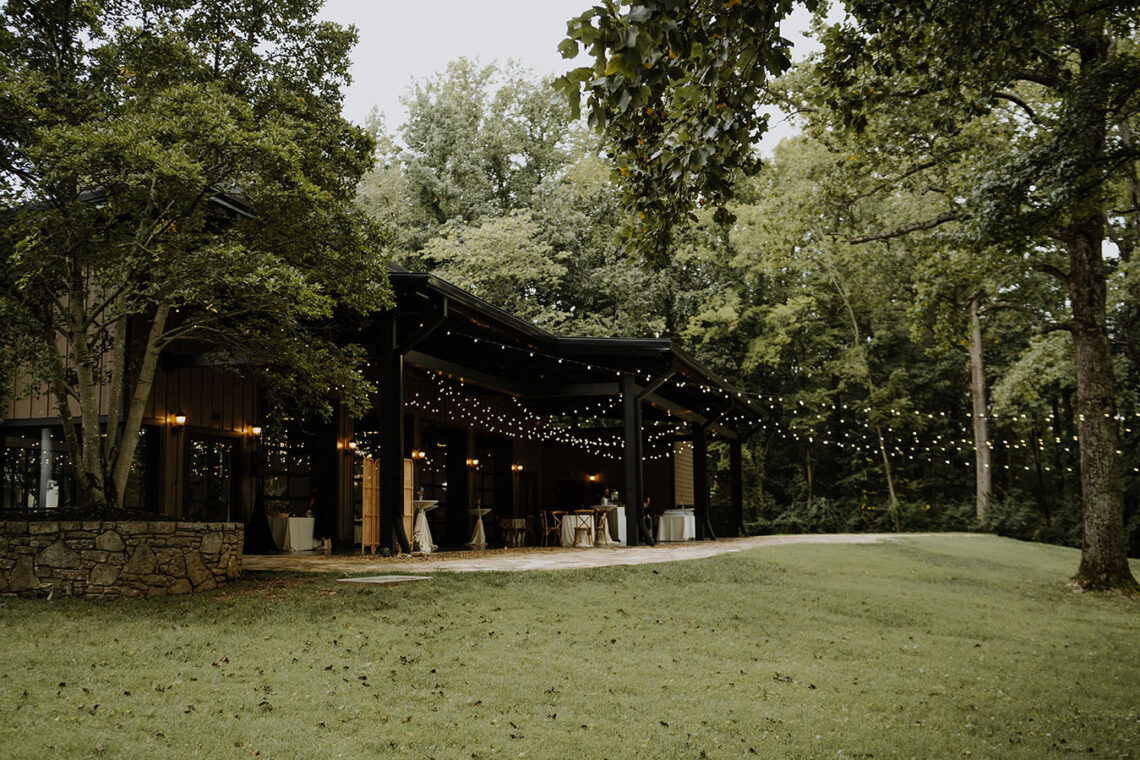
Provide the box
[541,510,565,546]
[572,509,594,546]
[593,508,609,544]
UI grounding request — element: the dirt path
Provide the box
[243,533,935,574]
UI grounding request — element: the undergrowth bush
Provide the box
[745,498,975,536]
[983,493,1082,548]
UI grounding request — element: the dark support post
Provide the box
[693,425,710,539]
[621,373,644,546]
[378,312,412,554]
[730,438,744,537]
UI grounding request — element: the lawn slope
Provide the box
[1,535,1136,759]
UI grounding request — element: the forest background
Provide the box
[354,53,1139,557]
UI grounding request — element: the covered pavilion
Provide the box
[356,271,765,554]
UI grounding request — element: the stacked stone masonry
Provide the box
[0,520,243,599]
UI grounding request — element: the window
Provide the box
[260,425,312,516]
[1,427,74,511]
[184,434,236,522]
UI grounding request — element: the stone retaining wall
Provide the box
[0,520,243,599]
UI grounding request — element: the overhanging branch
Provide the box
[992,92,1038,122]
[977,300,1073,334]
[849,211,961,244]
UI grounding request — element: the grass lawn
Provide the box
[1,535,1137,759]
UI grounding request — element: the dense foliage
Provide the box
[556,0,1139,589]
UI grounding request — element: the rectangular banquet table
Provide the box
[560,512,595,547]
[656,508,696,542]
[267,516,317,552]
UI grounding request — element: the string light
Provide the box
[374,322,1139,473]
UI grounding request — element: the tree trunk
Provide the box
[804,447,813,512]
[1063,212,1138,592]
[831,269,899,518]
[103,304,128,467]
[966,292,992,522]
[67,285,107,508]
[874,423,900,530]
[110,303,170,507]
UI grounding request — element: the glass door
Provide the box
[184,435,236,522]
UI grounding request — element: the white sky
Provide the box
[318,0,823,149]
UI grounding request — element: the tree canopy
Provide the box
[561,0,1139,590]
[0,0,387,509]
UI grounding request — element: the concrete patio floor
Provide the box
[243,533,910,574]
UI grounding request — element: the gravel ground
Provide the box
[242,532,947,574]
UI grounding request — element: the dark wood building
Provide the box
[2,270,762,551]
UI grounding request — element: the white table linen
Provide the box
[267,516,317,552]
[607,506,627,545]
[467,507,491,549]
[594,504,618,546]
[656,508,696,542]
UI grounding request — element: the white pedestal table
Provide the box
[467,507,492,550]
[412,500,439,554]
[502,518,527,547]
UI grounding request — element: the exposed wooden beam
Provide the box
[528,382,620,398]
[693,425,710,540]
[397,297,448,355]
[404,350,529,397]
[621,373,644,547]
[640,389,739,440]
[378,314,412,554]
[730,439,744,537]
[636,365,675,401]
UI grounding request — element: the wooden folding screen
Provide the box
[673,441,695,506]
[360,456,414,555]
[361,456,380,554]
[402,458,414,544]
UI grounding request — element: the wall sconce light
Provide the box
[347,440,357,451]
[411,449,427,460]
[511,463,523,473]
[172,412,187,433]
[250,426,262,437]
[587,474,598,482]
[465,457,480,469]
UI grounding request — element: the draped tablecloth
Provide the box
[656,509,696,542]
[467,508,491,549]
[607,506,627,545]
[413,501,438,554]
[560,512,595,547]
[267,516,316,552]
